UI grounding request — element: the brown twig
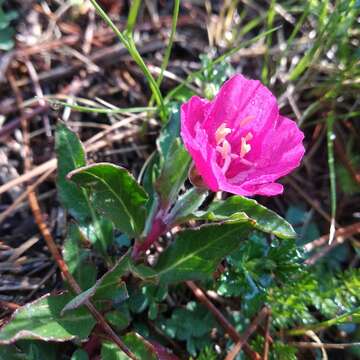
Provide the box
[8,71,137,360]
[0,167,55,224]
[186,281,261,360]
[0,300,21,311]
[225,307,270,360]
[304,222,360,252]
[304,222,360,265]
[0,126,140,196]
[262,310,272,360]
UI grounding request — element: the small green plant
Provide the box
[1,1,359,359]
[0,0,17,51]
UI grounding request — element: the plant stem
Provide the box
[126,0,142,34]
[149,0,180,108]
[89,0,164,115]
[132,215,167,259]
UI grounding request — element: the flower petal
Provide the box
[181,99,219,191]
[203,74,279,146]
[180,96,210,138]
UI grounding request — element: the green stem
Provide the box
[89,0,164,115]
[47,98,155,114]
[287,306,360,336]
[149,0,180,108]
[327,112,336,242]
[126,0,142,34]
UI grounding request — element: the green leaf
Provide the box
[101,333,157,360]
[56,123,114,254]
[158,301,214,356]
[194,196,296,239]
[79,218,114,256]
[150,222,253,284]
[155,139,191,208]
[288,305,360,335]
[62,224,97,290]
[61,287,97,315]
[166,187,208,225]
[18,341,60,360]
[63,252,130,314]
[68,163,148,238]
[105,306,131,332]
[71,349,89,360]
[0,293,95,344]
[55,123,90,223]
[157,107,181,160]
[0,345,26,360]
[92,252,130,304]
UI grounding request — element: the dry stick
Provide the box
[289,342,360,350]
[0,125,140,196]
[304,222,360,252]
[8,72,137,360]
[225,307,270,360]
[0,300,21,311]
[0,168,55,224]
[0,105,49,140]
[186,281,261,360]
[262,310,272,360]
[304,222,360,265]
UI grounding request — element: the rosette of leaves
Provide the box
[156,302,216,356]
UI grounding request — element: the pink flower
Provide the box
[180,74,305,196]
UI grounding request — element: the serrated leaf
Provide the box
[68,163,148,238]
[149,222,253,284]
[155,139,191,208]
[0,293,95,344]
[193,196,296,239]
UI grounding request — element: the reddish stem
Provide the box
[132,216,167,259]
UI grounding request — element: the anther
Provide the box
[215,123,232,144]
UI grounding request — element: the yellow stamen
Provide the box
[240,132,252,158]
[215,123,232,144]
[216,139,231,159]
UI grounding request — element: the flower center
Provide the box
[215,121,254,173]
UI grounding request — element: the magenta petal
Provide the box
[181,97,219,191]
[204,74,279,143]
[180,96,210,137]
[243,116,305,185]
[180,74,305,197]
